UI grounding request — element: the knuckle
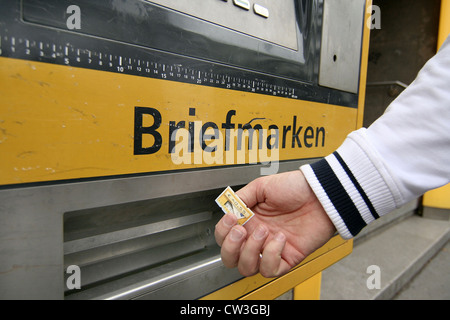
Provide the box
[238,265,258,277]
[214,230,224,247]
[265,246,281,258]
[220,244,236,258]
[259,268,275,278]
[238,259,259,277]
[221,255,238,269]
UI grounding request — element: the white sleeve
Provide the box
[301,36,450,240]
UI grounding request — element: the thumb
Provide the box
[236,177,265,209]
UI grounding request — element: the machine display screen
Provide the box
[148,0,299,50]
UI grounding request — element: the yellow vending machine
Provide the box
[0,0,371,299]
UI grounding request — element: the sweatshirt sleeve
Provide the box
[300,36,450,240]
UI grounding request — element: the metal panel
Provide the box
[319,0,366,93]
[147,0,298,50]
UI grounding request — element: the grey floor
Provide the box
[393,240,450,300]
[320,209,450,300]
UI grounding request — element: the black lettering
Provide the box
[236,124,257,151]
[247,127,257,151]
[304,126,314,148]
[267,125,279,149]
[316,127,326,147]
[253,124,264,149]
[282,125,291,148]
[188,121,195,153]
[134,107,162,155]
[201,122,219,152]
[188,108,197,153]
[292,116,303,148]
[168,121,186,153]
[222,110,236,151]
[236,125,244,151]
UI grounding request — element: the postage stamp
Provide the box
[215,186,255,225]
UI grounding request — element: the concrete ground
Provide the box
[393,240,450,300]
[320,204,450,300]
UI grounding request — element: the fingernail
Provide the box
[230,227,244,242]
[253,225,268,241]
[275,232,286,242]
[223,214,236,228]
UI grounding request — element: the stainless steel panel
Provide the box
[319,0,366,93]
[147,0,298,50]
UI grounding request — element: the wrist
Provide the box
[300,129,398,239]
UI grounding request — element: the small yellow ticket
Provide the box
[215,186,255,225]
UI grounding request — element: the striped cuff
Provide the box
[300,130,398,239]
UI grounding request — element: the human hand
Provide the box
[214,170,336,278]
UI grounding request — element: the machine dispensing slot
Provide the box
[63,189,241,299]
[64,211,212,254]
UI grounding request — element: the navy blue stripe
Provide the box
[333,152,380,220]
[310,158,367,237]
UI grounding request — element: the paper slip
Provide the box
[215,186,255,225]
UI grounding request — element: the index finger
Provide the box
[214,213,237,247]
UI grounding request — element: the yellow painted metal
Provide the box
[201,236,353,300]
[356,0,373,130]
[422,0,450,210]
[423,184,450,209]
[437,0,450,50]
[0,57,357,187]
[293,272,322,300]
